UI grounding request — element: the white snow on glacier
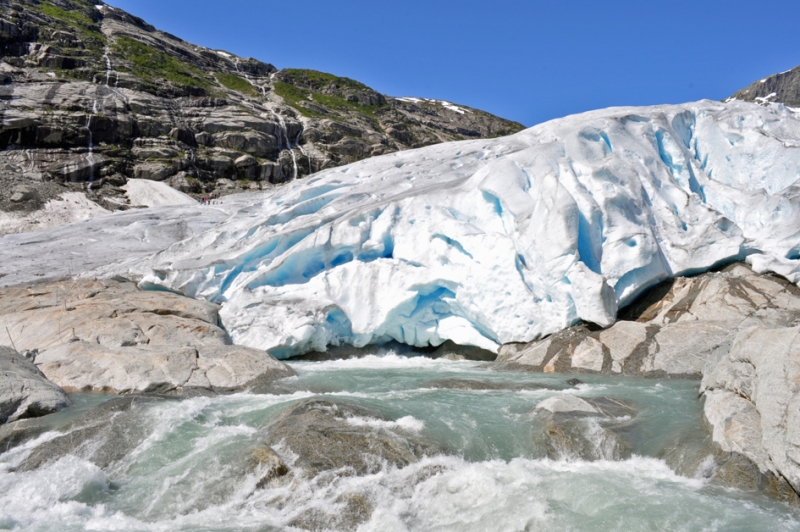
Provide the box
[23,99,800,358]
[108,99,800,357]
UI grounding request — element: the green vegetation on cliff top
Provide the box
[113,37,212,91]
[39,2,106,47]
[275,69,387,120]
[214,73,260,97]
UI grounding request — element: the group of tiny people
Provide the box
[199,192,222,205]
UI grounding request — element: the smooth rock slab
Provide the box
[36,341,295,394]
[0,278,230,352]
[701,325,800,500]
[0,345,70,424]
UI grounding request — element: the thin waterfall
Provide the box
[270,110,297,180]
[102,48,113,87]
[295,130,311,175]
[85,100,96,189]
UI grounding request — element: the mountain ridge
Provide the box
[0,0,524,215]
[728,63,800,107]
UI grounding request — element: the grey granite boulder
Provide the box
[36,341,295,394]
[0,345,70,424]
[701,326,800,500]
[262,399,439,477]
[532,395,635,461]
[0,278,295,394]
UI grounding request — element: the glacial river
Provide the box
[2,350,798,531]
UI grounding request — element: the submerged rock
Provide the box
[0,345,70,425]
[17,395,165,471]
[423,377,557,392]
[261,398,440,531]
[532,395,635,461]
[261,399,440,477]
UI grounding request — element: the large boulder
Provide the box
[0,278,229,351]
[531,395,635,461]
[260,398,440,531]
[0,279,295,394]
[701,326,800,500]
[494,264,800,378]
[35,340,294,394]
[261,398,440,477]
[0,345,70,424]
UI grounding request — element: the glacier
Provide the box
[81,100,800,358]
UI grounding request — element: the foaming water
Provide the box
[1,349,799,531]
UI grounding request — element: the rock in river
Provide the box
[0,345,70,425]
[262,398,440,477]
[532,395,636,461]
[701,325,800,501]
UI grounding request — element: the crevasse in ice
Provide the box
[130,100,800,358]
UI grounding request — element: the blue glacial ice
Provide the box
[120,100,800,358]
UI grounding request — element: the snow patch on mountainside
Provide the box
[105,100,800,358]
[0,193,110,237]
[123,179,197,208]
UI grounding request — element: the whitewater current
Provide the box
[2,350,798,531]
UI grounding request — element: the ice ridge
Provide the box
[124,100,800,358]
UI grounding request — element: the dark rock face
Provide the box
[0,0,524,216]
[0,345,70,424]
[729,64,800,107]
[428,340,497,361]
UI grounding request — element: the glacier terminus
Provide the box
[23,99,800,359]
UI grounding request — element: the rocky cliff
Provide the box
[0,0,524,213]
[729,64,800,107]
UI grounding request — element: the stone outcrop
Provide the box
[0,345,70,424]
[532,395,635,461]
[700,326,800,500]
[0,278,295,393]
[0,0,524,223]
[493,263,800,378]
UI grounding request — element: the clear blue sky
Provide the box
[107,0,800,127]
